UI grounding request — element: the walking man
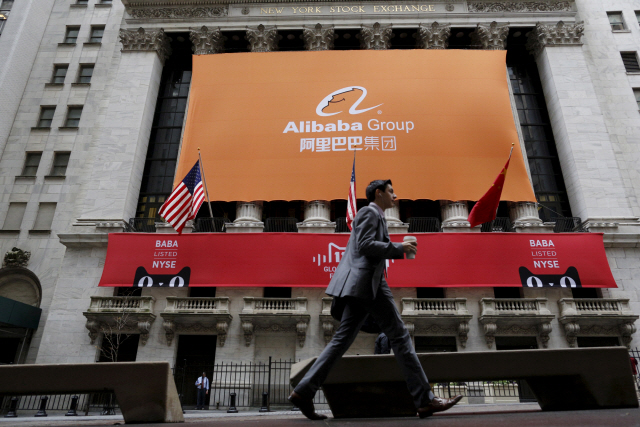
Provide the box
[289,179,462,420]
[195,371,209,410]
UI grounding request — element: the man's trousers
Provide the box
[196,389,207,409]
[293,284,434,409]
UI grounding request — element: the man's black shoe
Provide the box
[417,395,463,418]
[288,391,327,420]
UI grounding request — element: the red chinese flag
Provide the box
[468,155,512,228]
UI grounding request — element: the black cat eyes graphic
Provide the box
[133,266,191,287]
[519,266,582,288]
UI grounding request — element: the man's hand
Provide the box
[206,390,209,394]
[402,241,417,255]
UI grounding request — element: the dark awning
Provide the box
[0,296,41,330]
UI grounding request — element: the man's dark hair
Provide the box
[366,179,392,202]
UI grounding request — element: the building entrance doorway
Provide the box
[174,335,217,409]
[495,336,538,402]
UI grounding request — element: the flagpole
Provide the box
[198,147,214,219]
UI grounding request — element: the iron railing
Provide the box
[0,392,118,416]
[481,217,513,232]
[264,217,298,233]
[127,218,157,233]
[553,217,588,233]
[408,217,441,233]
[193,217,229,233]
[335,217,349,233]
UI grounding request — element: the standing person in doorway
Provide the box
[195,371,209,410]
[289,179,462,420]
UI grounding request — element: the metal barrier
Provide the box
[264,218,298,233]
[553,217,588,233]
[1,392,118,416]
[127,218,157,233]
[193,217,229,233]
[335,217,349,233]
[408,217,441,233]
[481,217,513,232]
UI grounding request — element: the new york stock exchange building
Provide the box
[2,0,640,409]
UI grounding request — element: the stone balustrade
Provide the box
[401,298,472,348]
[83,296,156,345]
[161,297,232,347]
[478,298,554,348]
[239,297,310,347]
[558,298,638,348]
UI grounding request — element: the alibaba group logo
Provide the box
[316,86,383,117]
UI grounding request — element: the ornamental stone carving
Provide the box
[163,319,175,346]
[246,24,278,52]
[119,28,172,64]
[526,21,584,56]
[129,7,228,19]
[297,321,308,348]
[360,23,393,50]
[303,24,334,51]
[322,321,335,345]
[242,321,254,346]
[483,322,497,349]
[417,22,451,50]
[190,26,225,55]
[468,1,573,13]
[3,247,31,268]
[471,21,509,50]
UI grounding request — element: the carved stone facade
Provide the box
[471,21,510,50]
[360,23,393,50]
[190,26,225,55]
[83,297,157,346]
[238,297,310,347]
[160,297,232,346]
[526,21,584,56]
[3,247,31,268]
[119,28,172,64]
[302,24,334,51]
[417,22,451,50]
[467,1,573,13]
[128,6,228,20]
[246,24,278,52]
[402,298,472,348]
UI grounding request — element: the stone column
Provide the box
[246,24,278,52]
[440,201,477,232]
[470,21,509,50]
[226,202,264,233]
[416,22,451,49]
[298,201,335,233]
[509,202,553,233]
[360,22,393,50]
[527,21,635,222]
[77,28,170,222]
[385,205,408,234]
[302,23,334,51]
[190,26,225,54]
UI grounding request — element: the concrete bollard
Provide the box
[259,392,269,412]
[34,396,48,417]
[65,395,78,416]
[227,392,238,413]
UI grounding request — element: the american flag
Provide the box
[346,156,357,231]
[158,160,205,234]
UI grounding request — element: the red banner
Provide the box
[98,233,616,289]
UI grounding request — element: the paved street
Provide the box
[1,404,639,427]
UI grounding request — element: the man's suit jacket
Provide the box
[326,203,404,301]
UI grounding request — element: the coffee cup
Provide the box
[403,235,417,259]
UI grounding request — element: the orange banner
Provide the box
[178,50,536,202]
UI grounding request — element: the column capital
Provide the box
[360,22,393,50]
[190,26,226,55]
[119,28,172,64]
[246,24,278,52]
[417,22,451,50]
[303,23,334,51]
[526,21,584,56]
[470,21,509,50]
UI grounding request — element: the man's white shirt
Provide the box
[195,376,209,389]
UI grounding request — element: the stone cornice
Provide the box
[467,1,573,13]
[123,0,461,5]
[129,6,228,19]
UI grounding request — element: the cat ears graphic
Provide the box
[519,266,581,288]
[133,266,191,288]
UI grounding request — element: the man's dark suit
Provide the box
[293,203,434,409]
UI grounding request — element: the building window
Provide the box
[89,26,104,43]
[634,89,640,108]
[621,52,640,72]
[64,106,83,127]
[636,11,640,26]
[22,152,42,176]
[51,65,68,84]
[50,152,70,176]
[77,64,94,83]
[76,0,88,4]
[32,203,56,231]
[64,26,80,44]
[37,107,56,128]
[0,0,12,37]
[101,0,113,3]
[2,202,27,231]
[607,12,626,30]
[263,287,292,298]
